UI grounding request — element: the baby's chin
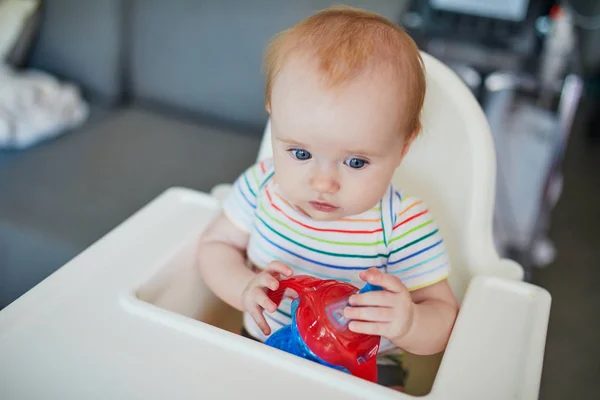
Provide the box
[306,210,346,222]
[304,206,369,222]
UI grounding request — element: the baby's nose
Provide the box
[310,169,340,194]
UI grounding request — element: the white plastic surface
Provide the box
[0,52,551,399]
[0,188,550,400]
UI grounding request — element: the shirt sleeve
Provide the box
[222,159,273,233]
[386,190,450,291]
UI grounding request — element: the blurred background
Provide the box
[0,0,598,398]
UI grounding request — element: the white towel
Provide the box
[0,64,89,149]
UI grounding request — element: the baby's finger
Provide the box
[360,268,407,294]
[257,272,279,291]
[344,305,394,322]
[348,320,388,336]
[249,305,271,336]
[267,260,294,277]
[255,289,277,313]
[349,291,396,307]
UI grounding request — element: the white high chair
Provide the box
[0,52,550,400]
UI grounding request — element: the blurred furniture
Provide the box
[0,53,551,400]
[404,0,584,279]
[404,0,546,77]
[568,0,600,143]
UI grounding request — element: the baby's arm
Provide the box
[197,211,256,311]
[396,279,458,354]
[198,160,293,333]
[197,211,293,334]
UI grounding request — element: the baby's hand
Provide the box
[344,268,415,342]
[242,261,293,335]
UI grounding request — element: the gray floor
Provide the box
[533,109,600,399]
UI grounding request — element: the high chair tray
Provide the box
[0,187,550,400]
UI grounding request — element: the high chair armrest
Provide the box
[431,275,551,400]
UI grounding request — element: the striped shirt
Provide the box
[223,158,450,354]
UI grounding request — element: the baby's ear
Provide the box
[265,102,271,114]
[399,127,419,160]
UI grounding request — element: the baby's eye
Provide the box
[344,157,368,169]
[290,149,312,161]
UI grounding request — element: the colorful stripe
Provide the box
[397,199,424,219]
[393,210,428,230]
[380,202,388,247]
[390,251,447,274]
[388,239,443,265]
[402,261,450,281]
[250,240,353,281]
[389,220,435,245]
[389,229,439,255]
[260,201,385,247]
[231,188,254,219]
[244,172,257,197]
[257,214,389,259]
[237,179,256,209]
[407,275,449,291]
[254,224,386,270]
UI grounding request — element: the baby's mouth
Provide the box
[309,201,339,213]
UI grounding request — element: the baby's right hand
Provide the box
[242,261,293,335]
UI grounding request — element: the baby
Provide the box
[198,6,459,390]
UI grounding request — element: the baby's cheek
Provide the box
[365,170,391,191]
[346,173,388,208]
[277,164,308,201]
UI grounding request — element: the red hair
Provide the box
[264,5,426,137]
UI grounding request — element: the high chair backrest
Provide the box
[256,52,523,300]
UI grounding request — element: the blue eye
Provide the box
[345,157,367,169]
[290,149,312,161]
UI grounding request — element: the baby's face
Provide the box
[269,56,411,221]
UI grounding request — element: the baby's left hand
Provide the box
[344,267,414,342]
